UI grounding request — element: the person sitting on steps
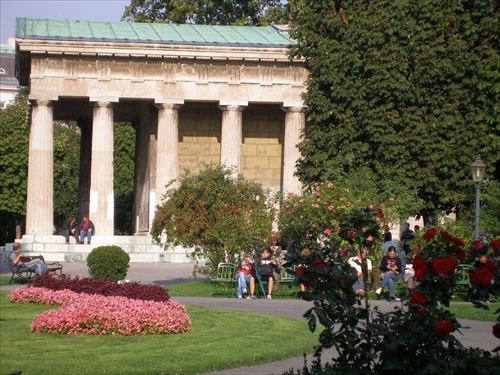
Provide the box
[61,216,78,244]
[79,216,95,244]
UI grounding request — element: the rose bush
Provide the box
[284,222,500,374]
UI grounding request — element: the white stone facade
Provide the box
[15,24,307,262]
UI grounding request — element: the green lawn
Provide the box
[0,291,319,375]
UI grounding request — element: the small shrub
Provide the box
[32,273,170,302]
[86,245,130,280]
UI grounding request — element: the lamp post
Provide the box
[470,156,487,240]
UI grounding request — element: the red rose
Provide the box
[493,323,500,339]
[435,320,454,338]
[423,228,437,240]
[432,257,457,275]
[485,261,498,274]
[295,266,311,289]
[349,232,357,239]
[455,248,466,263]
[286,211,292,215]
[413,256,429,280]
[440,230,453,243]
[490,240,500,255]
[470,268,493,287]
[374,209,384,218]
[451,237,464,246]
[409,292,427,305]
[470,240,486,256]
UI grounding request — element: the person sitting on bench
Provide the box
[247,247,280,300]
[8,243,47,275]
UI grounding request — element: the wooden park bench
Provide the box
[6,255,63,284]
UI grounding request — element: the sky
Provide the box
[1,0,130,44]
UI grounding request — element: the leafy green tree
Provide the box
[0,97,29,243]
[151,164,276,276]
[122,0,289,25]
[53,122,80,229]
[288,0,500,225]
[114,122,135,235]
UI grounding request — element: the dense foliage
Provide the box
[0,94,29,242]
[151,164,275,276]
[86,246,130,280]
[114,122,135,235]
[288,0,500,225]
[32,273,169,302]
[277,173,422,250]
[53,122,80,228]
[122,0,289,25]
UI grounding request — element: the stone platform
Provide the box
[1,234,195,263]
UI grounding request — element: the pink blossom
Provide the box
[369,205,374,209]
[324,228,332,235]
[367,236,373,242]
[327,205,334,211]
[339,198,344,201]
[288,192,295,197]
[293,203,298,207]
[389,197,394,201]
[9,287,191,336]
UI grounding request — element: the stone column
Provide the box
[155,102,183,208]
[78,120,92,221]
[282,106,306,195]
[133,102,152,235]
[218,104,246,174]
[25,100,54,235]
[89,101,114,235]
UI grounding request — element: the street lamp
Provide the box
[470,156,487,240]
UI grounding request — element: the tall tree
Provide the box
[122,0,289,25]
[53,122,80,229]
[114,122,135,235]
[288,0,500,224]
[0,91,29,242]
[151,164,275,277]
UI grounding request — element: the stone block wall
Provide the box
[242,105,284,191]
[177,103,284,191]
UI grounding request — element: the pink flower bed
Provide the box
[8,287,191,336]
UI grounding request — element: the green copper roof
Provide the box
[16,18,293,47]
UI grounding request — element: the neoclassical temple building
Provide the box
[14,18,307,261]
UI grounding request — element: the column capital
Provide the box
[93,101,115,109]
[30,99,53,107]
[218,104,247,112]
[281,105,307,113]
[155,103,183,110]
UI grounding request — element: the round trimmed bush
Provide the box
[86,246,130,280]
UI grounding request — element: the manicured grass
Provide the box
[0,276,30,286]
[0,291,319,375]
